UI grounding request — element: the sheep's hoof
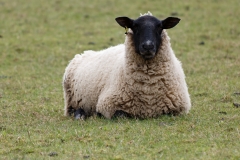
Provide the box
[233,103,240,108]
[67,106,75,116]
[96,112,104,118]
[113,110,132,118]
[74,108,86,120]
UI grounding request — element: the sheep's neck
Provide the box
[124,30,172,84]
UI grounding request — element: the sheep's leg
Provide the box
[96,110,131,118]
[67,106,75,116]
[74,108,86,120]
[63,92,73,116]
[96,106,115,119]
[113,110,132,118]
[63,79,73,116]
[96,97,116,119]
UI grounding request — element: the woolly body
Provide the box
[63,28,191,119]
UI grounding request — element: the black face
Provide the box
[116,15,180,60]
[131,16,162,59]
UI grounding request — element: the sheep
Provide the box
[63,11,191,119]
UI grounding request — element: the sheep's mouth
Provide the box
[140,51,156,60]
[143,54,155,59]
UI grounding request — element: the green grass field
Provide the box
[0,0,240,159]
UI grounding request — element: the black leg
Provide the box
[74,108,86,120]
[68,106,75,116]
[113,110,132,118]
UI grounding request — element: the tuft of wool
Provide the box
[140,11,153,16]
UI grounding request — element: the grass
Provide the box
[0,0,240,159]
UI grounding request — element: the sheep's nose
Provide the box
[142,41,154,50]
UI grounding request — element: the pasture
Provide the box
[0,0,239,159]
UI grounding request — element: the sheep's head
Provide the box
[115,14,180,60]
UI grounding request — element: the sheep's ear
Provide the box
[162,17,180,29]
[115,17,133,28]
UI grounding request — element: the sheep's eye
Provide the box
[132,27,139,34]
[133,23,139,28]
[133,23,141,31]
[134,29,139,34]
[157,27,162,35]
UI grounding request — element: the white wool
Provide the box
[63,13,191,119]
[140,11,152,16]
